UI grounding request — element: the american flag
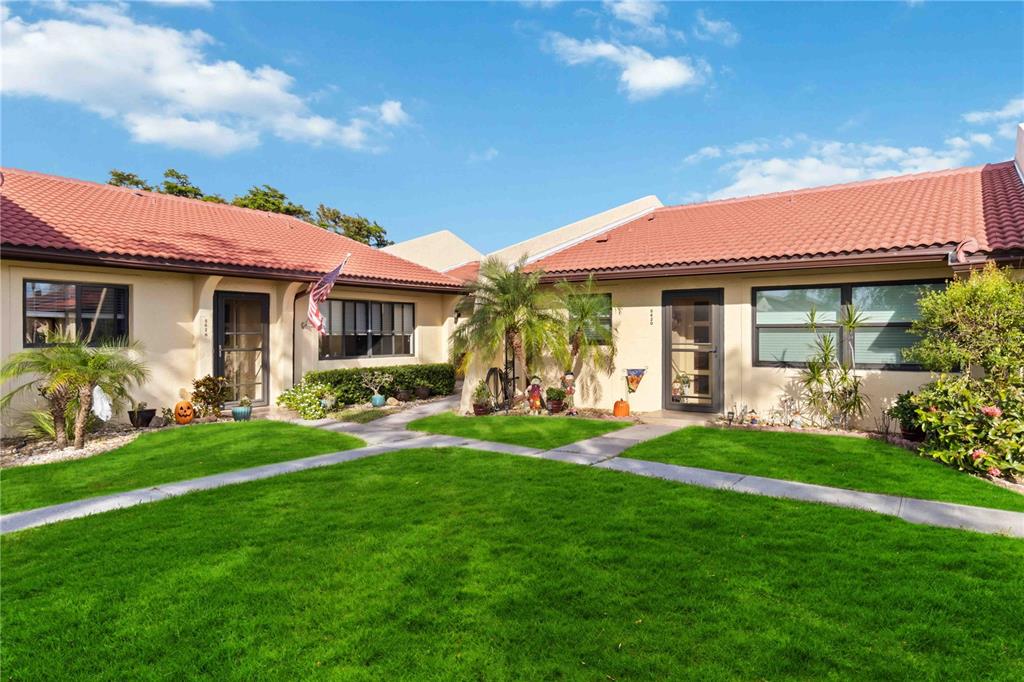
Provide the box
[307,253,351,334]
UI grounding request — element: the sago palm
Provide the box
[452,256,566,392]
[555,275,615,376]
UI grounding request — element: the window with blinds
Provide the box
[753,280,944,369]
[319,300,415,359]
[23,280,129,346]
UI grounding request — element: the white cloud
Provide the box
[605,0,665,28]
[546,32,708,99]
[146,0,213,7]
[0,4,409,154]
[962,97,1024,124]
[968,133,993,148]
[683,145,721,163]
[692,10,740,47]
[707,138,976,200]
[376,100,411,126]
[469,147,500,163]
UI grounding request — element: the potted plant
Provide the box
[360,370,394,408]
[546,386,566,413]
[673,372,692,397]
[232,395,253,422]
[414,385,431,400]
[396,386,413,402]
[887,391,923,441]
[127,400,156,428]
[472,380,492,416]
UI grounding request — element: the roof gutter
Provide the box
[1,245,467,293]
[538,246,957,282]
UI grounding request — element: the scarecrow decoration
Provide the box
[561,370,578,416]
[527,376,544,415]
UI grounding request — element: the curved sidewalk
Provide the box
[3,424,1023,537]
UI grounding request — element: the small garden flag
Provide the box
[626,368,646,393]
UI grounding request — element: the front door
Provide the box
[214,291,270,407]
[663,289,723,413]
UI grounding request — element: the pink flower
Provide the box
[971,449,986,462]
[928,406,938,413]
[987,466,1002,478]
[980,406,1003,418]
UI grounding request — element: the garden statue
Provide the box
[561,370,577,416]
[527,376,543,415]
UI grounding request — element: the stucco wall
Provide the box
[459,262,963,427]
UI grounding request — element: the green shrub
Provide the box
[191,375,231,417]
[545,387,566,401]
[886,391,921,436]
[276,380,335,420]
[912,376,1024,480]
[304,363,455,405]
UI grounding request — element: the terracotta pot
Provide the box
[613,400,630,417]
[547,400,564,414]
[414,386,431,400]
[473,404,491,416]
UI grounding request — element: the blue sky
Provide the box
[2,1,1022,253]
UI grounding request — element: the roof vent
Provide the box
[595,236,610,243]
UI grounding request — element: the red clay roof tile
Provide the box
[531,162,1024,276]
[0,168,463,289]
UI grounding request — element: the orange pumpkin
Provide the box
[612,400,630,418]
[174,400,195,424]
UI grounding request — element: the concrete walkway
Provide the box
[3,404,1023,538]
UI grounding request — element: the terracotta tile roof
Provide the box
[443,260,481,283]
[0,168,463,289]
[531,161,1024,277]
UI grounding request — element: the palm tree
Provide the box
[1,330,82,448]
[67,340,149,448]
[1,333,148,448]
[452,257,566,393]
[556,275,615,376]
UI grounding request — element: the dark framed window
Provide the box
[319,300,415,359]
[578,293,613,345]
[23,280,129,347]
[752,279,945,370]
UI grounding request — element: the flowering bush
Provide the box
[191,375,231,418]
[276,380,335,420]
[912,376,1024,480]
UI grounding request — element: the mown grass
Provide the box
[0,421,363,514]
[623,426,1024,512]
[407,412,628,449]
[2,448,1021,680]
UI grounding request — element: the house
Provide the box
[0,169,465,424]
[455,127,1024,422]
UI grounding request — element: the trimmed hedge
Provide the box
[305,363,456,405]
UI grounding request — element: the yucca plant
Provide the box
[800,304,868,429]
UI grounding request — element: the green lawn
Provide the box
[0,421,363,514]
[407,412,629,449]
[2,448,1021,680]
[623,426,1024,512]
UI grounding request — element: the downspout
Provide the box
[948,237,983,270]
[293,285,311,388]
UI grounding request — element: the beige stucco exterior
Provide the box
[381,230,483,273]
[0,259,456,430]
[458,261,967,427]
[489,195,663,264]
